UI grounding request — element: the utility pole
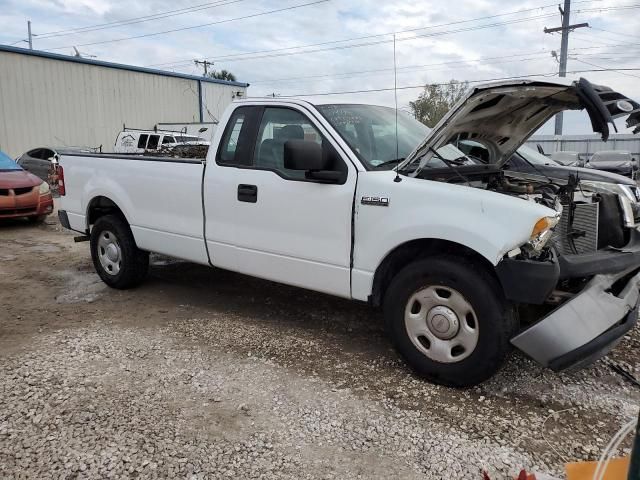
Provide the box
[27,20,33,50]
[194,60,214,76]
[544,0,588,135]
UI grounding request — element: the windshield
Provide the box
[517,145,559,166]
[0,151,21,171]
[316,104,429,169]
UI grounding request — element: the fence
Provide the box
[526,134,640,161]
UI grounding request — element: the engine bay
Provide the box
[420,166,630,257]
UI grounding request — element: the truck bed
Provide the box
[59,153,209,265]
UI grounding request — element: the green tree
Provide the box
[207,69,237,82]
[409,80,469,128]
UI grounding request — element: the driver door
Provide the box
[209,105,357,298]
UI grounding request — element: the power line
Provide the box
[153,12,563,69]
[148,2,585,68]
[274,68,640,98]
[36,0,251,39]
[44,0,329,51]
[569,40,640,52]
[590,26,640,41]
[152,3,639,70]
[248,51,554,85]
[572,57,640,79]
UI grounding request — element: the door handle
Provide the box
[237,184,258,203]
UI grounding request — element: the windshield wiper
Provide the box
[373,158,405,170]
[416,147,471,185]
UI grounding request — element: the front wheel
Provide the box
[90,214,149,289]
[383,256,517,387]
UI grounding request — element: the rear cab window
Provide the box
[216,106,262,166]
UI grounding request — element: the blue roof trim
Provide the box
[0,44,249,88]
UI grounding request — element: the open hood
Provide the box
[402,78,640,171]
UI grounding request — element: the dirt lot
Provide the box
[1,212,639,479]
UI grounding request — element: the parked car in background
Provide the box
[16,147,58,182]
[549,150,582,166]
[585,150,637,178]
[114,128,210,154]
[17,146,100,183]
[0,151,53,222]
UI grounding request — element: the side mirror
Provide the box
[284,140,343,183]
[284,140,326,170]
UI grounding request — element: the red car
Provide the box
[0,151,53,222]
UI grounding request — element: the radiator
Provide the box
[551,202,599,255]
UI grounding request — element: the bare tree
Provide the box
[409,80,469,127]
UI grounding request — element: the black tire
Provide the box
[383,255,517,387]
[90,214,149,289]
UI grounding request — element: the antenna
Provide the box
[393,34,401,183]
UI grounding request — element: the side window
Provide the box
[137,134,149,149]
[162,136,175,144]
[254,108,323,179]
[217,106,261,166]
[147,135,160,150]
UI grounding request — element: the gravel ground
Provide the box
[0,213,639,479]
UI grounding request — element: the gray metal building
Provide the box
[0,45,248,157]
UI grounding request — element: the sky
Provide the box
[1,0,639,135]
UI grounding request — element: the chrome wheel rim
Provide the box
[97,230,122,276]
[404,285,479,363]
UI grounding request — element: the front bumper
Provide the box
[511,266,640,370]
[0,191,53,219]
[498,231,640,370]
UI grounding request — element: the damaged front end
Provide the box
[401,77,640,371]
[499,177,640,370]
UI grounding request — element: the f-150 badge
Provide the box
[361,196,389,207]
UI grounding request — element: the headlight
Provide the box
[526,214,560,252]
[38,182,50,194]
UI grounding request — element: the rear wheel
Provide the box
[383,256,517,387]
[90,214,148,289]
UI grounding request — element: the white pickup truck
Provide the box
[57,78,640,387]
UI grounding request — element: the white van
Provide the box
[114,128,210,154]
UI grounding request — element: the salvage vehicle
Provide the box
[586,150,637,178]
[57,78,640,387]
[17,146,100,183]
[114,127,210,154]
[0,151,53,222]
